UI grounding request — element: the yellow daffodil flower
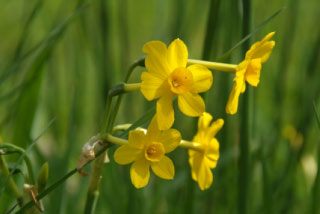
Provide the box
[226,32,275,114]
[141,39,213,130]
[188,112,224,190]
[114,115,181,188]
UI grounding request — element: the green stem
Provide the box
[84,78,141,213]
[103,134,128,146]
[0,155,23,206]
[238,0,252,214]
[15,168,77,214]
[100,84,125,135]
[84,57,144,213]
[179,140,204,152]
[0,143,35,184]
[187,59,237,72]
[112,124,132,134]
[102,133,205,152]
[107,57,145,134]
[15,143,112,214]
[84,84,123,213]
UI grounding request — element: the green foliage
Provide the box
[0,0,319,213]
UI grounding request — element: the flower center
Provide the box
[168,67,194,94]
[144,142,165,162]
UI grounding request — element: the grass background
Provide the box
[0,0,320,213]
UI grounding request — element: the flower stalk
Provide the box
[187,59,237,73]
[179,140,204,152]
[101,132,206,153]
[0,155,23,206]
[85,58,144,213]
[0,142,35,184]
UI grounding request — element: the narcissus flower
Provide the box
[114,115,181,188]
[141,39,213,130]
[226,32,275,114]
[188,112,223,190]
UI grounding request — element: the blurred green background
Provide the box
[0,0,320,213]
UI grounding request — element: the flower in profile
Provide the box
[188,112,223,190]
[141,39,213,130]
[114,115,181,188]
[226,32,275,114]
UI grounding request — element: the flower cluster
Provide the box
[112,33,275,190]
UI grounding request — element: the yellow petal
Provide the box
[245,32,275,63]
[206,138,220,168]
[156,94,174,130]
[178,92,205,116]
[197,161,213,190]
[143,41,170,78]
[207,118,224,138]
[159,129,181,153]
[245,59,261,87]
[261,32,275,42]
[198,112,213,132]
[114,145,141,165]
[128,130,146,149]
[167,39,188,71]
[188,151,203,181]
[187,64,213,93]
[225,85,241,115]
[130,158,150,188]
[151,156,175,179]
[225,73,245,115]
[140,72,168,100]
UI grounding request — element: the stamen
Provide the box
[172,80,179,87]
[147,146,156,155]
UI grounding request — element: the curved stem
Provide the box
[84,57,144,213]
[103,134,128,146]
[100,83,125,135]
[85,84,124,213]
[0,155,23,206]
[112,124,132,134]
[107,57,145,133]
[0,143,35,184]
[14,143,112,214]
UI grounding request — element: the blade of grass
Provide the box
[12,139,113,214]
[202,0,221,61]
[238,0,252,214]
[0,4,89,87]
[11,0,44,61]
[0,118,55,196]
[217,6,285,62]
[200,0,226,213]
[311,101,320,214]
